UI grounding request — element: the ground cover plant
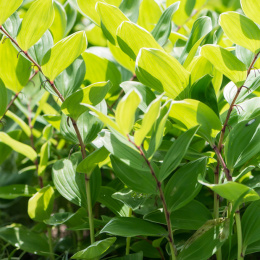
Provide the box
[1,0,260,259]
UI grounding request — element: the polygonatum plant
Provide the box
[0,0,260,260]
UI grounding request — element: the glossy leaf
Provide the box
[201,44,247,87]
[224,116,260,170]
[151,2,180,46]
[199,178,259,204]
[115,90,142,135]
[165,157,207,211]
[72,237,116,259]
[42,31,87,81]
[61,81,111,119]
[28,185,55,222]
[159,125,200,181]
[0,0,22,25]
[117,21,163,60]
[17,0,55,51]
[169,99,222,144]
[101,217,167,237]
[52,156,88,208]
[136,48,190,99]
[0,39,31,93]
[97,2,129,44]
[219,12,260,54]
[0,185,37,199]
[241,0,260,25]
[0,132,37,161]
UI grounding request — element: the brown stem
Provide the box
[127,136,176,257]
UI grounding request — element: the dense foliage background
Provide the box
[1,0,260,259]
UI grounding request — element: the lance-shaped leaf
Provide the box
[199,177,259,204]
[219,12,260,54]
[115,90,142,135]
[0,185,37,199]
[117,21,163,60]
[42,31,87,81]
[151,2,180,46]
[38,141,50,176]
[201,44,247,88]
[0,79,7,118]
[0,39,31,93]
[134,95,162,146]
[28,185,55,222]
[96,2,129,44]
[0,0,22,25]
[169,99,222,145]
[61,81,111,119]
[0,132,37,161]
[136,48,190,99]
[241,0,260,26]
[224,116,260,170]
[52,157,87,208]
[72,237,117,259]
[16,0,54,51]
[119,0,142,23]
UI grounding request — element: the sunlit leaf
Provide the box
[241,0,260,26]
[0,0,22,25]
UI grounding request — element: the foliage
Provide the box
[1,0,260,260]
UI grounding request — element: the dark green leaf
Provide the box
[0,184,37,199]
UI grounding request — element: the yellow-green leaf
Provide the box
[169,99,222,144]
[16,0,55,51]
[38,142,50,176]
[200,44,247,88]
[0,79,7,118]
[134,95,162,146]
[96,2,129,45]
[136,48,190,99]
[0,132,37,161]
[241,0,260,25]
[0,0,22,25]
[116,21,163,60]
[42,31,87,81]
[0,39,31,93]
[219,12,260,54]
[115,90,142,135]
[28,185,55,222]
[49,1,67,44]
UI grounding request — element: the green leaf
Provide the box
[0,0,22,25]
[119,0,142,23]
[169,99,222,144]
[52,156,87,208]
[165,157,207,211]
[219,12,260,54]
[144,200,212,230]
[0,224,50,256]
[115,90,142,135]
[111,155,157,194]
[0,184,37,199]
[28,185,55,222]
[137,0,162,32]
[131,240,161,258]
[241,0,260,25]
[77,147,110,176]
[134,95,162,146]
[0,38,31,93]
[71,237,116,259]
[151,2,180,46]
[224,116,260,170]
[49,1,66,44]
[242,200,260,249]
[136,48,190,99]
[117,21,163,60]
[96,2,129,44]
[100,217,167,237]
[16,0,55,51]
[178,219,227,260]
[38,141,50,176]
[112,252,143,260]
[199,178,259,204]
[61,81,111,119]
[0,132,37,161]
[159,126,200,181]
[42,31,87,81]
[200,44,247,87]
[2,11,21,38]
[0,79,7,117]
